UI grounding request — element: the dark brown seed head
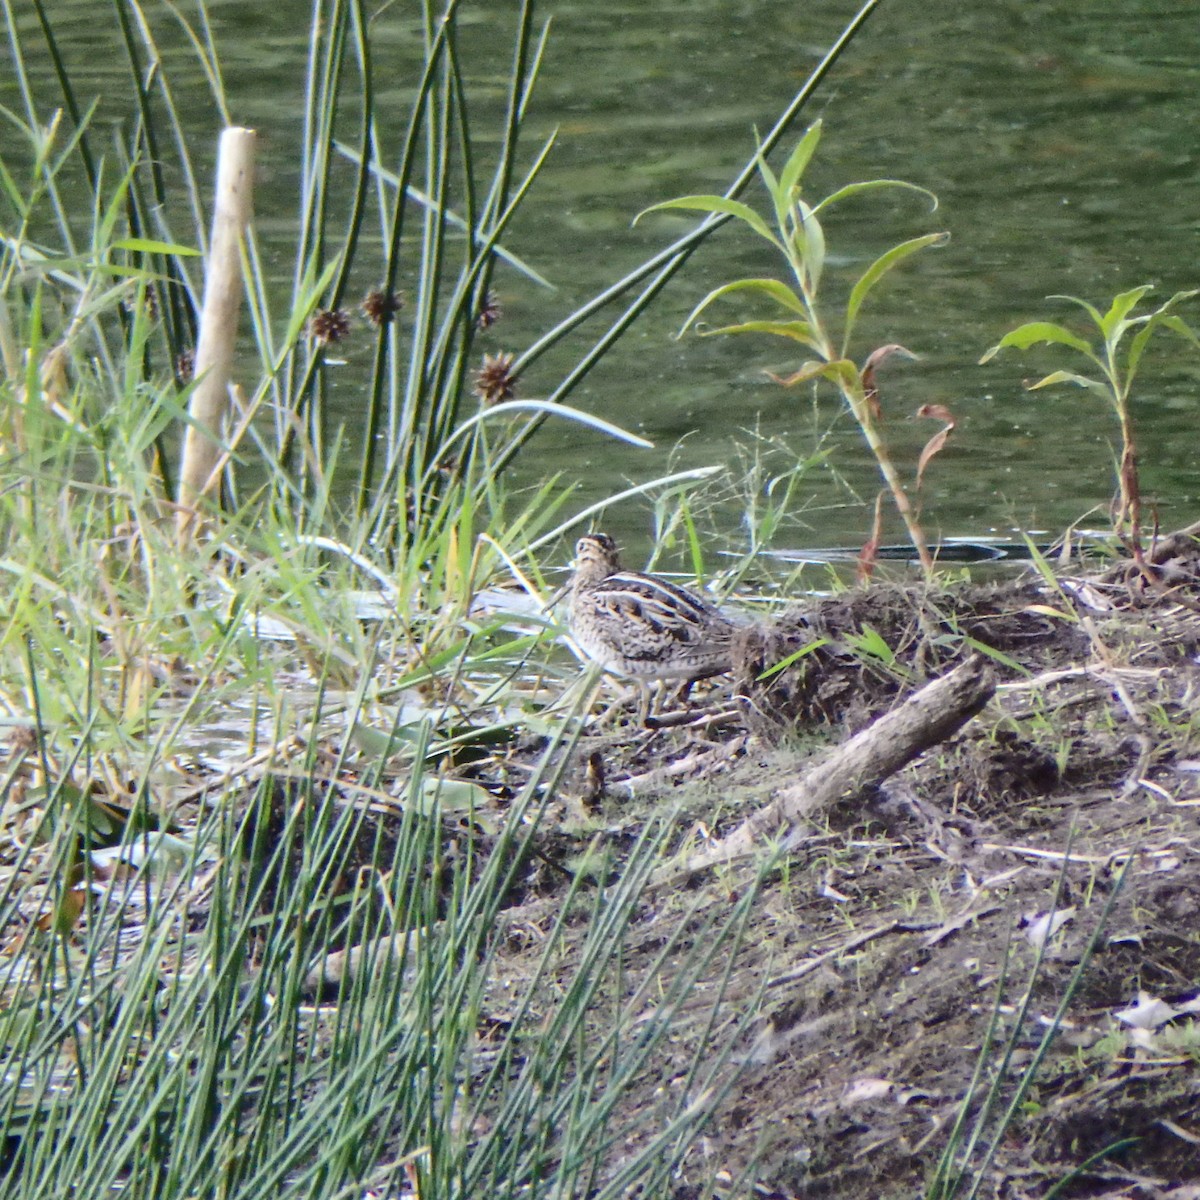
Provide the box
[473,351,517,406]
[309,308,352,345]
[360,289,403,326]
[175,349,195,383]
[476,290,502,330]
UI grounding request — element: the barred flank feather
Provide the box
[569,534,733,682]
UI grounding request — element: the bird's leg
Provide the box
[593,692,630,728]
[591,678,646,728]
[647,677,695,724]
[645,676,730,729]
[637,680,660,728]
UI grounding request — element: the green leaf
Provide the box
[1154,288,1200,315]
[635,194,779,246]
[755,145,780,203]
[700,319,823,350]
[770,358,858,390]
[129,386,193,454]
[846,624,896,666]
[1026,369,1108,395]
[348,720,414,759]
[821,358,861,389]
[779,122,823,200]
[686,276,809,322]
[963,637,1026,673]
[1022,535,1078,601]
[94,161,138,250]
[812,178,939,216]
[1159,312,1200,344]
[757,637,829,680]
[1127,297,1200,376]
[843,232,948,349]
[979,322,1096,364]
[1098,284,1153,341]
[414,777,496,822]
[678,276,812,337]
[0,157,25,218]
[112,236,201,257]
[1048,293,1104,328]
[1149,311,1200,352]
[754,144,789,239]
[795,198,825,292]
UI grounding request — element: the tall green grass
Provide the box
[0,704,768,1197]
[0,0,885,758]
[0,0,884,1194]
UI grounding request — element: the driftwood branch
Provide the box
[674,654,995,881]
[1148,517,1200,565]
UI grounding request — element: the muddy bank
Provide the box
[477,536,1200,1197]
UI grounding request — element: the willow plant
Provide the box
[981,285,1200,557]
[641,120,948,577]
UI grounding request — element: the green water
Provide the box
[7,0,1200,560]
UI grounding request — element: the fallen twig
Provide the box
[659,654,995,884]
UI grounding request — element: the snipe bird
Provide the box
[568,533,734,705]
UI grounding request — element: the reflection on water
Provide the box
[6,0,1200,561]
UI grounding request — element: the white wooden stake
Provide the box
[176,126,256,541]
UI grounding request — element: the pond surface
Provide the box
[8,0,1200,564]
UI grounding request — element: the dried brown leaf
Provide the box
[857,491,886,584]
[860,343,918,420]
[915,402,957,492]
